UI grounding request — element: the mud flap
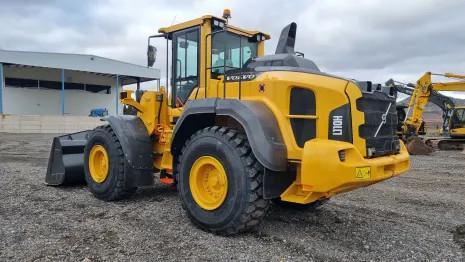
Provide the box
[263,169,295,199]
[45,131,90,186]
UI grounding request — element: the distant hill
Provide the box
[398,97,465,132]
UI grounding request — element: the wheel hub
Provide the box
[89,145,109,183]
[189,156,228,210]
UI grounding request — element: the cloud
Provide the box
[1,0,465,88]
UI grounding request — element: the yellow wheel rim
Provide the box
[189,156,228,211]
[89,145,109,183]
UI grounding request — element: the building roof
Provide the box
[0,49,160,85]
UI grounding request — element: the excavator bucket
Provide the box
[406,136,434,155]
[45,131,90,186]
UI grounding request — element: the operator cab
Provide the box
[148,11,269,108]
[450,107,465,129]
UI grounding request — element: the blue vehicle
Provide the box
[89,108,108,117]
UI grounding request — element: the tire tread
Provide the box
[177,126,269,235]
[86,125,136,201]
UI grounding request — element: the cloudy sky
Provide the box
[1,0,465,96]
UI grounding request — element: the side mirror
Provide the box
[147,45,156,67]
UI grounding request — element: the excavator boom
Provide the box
[390,79,455,134]
[388,72,465,154]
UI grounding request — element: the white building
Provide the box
[0,49,160,116]
[0,50,160,133]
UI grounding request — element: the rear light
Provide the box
[367,147,376,157]
[338,150,346,161]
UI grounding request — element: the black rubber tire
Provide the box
[177,126,269,235]
[84,125,136,201]
[272,198,328,211]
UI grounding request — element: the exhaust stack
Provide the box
[275,22,297,54]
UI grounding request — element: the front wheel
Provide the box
[177,126,269,235]
[84,125,136,201]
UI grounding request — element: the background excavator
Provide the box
[387,72,465,154]
[45,10,409,235]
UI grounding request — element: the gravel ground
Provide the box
[0,133,464,261]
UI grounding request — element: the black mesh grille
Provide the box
[356,82,400,157]
[290,88,316,147]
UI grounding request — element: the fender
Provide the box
[172,99,287,171]
[103,115,154,187]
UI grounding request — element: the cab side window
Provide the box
[452,109,465,128]
[211,32,257,75]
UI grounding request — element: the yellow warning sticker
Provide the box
[355,167,371,180]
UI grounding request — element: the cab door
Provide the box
[171,27,200,107]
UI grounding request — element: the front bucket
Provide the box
[45,131,90,186]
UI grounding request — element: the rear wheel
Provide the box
[177,126,269,235]
[84,125,136,201]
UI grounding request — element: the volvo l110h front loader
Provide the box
[46,10,410,235]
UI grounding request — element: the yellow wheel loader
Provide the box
[46,11,410,235]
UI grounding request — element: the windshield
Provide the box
[211,31,257,75]
[451,108,465,128]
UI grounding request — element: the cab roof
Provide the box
[158,15,270,39]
